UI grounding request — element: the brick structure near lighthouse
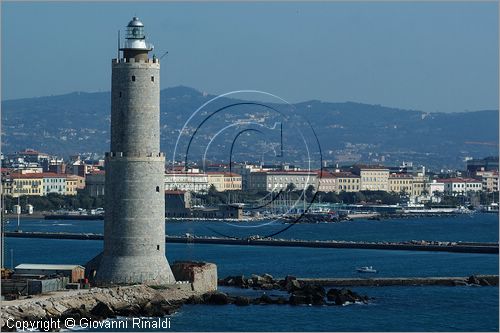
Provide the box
[92,17,176,285]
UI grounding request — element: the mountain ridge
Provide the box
[1,86,498,170]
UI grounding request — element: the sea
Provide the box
[3,214,499,332]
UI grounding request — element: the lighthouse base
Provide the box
[86,252,176,286]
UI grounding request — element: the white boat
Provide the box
[356,266,377,273]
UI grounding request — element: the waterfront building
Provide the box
[207,172,242,191]
[248,170,318,192]
[476,170,499,192]
[9,173,44,197]
[317,171,337,193]
[207,172,224,191]
[85,170,105,197]
[65,175,85,196]
[165,171,209,193]
[389,173,413,194]
[223,172,242,191]
[331,172,360,193]
[439,178,482,195]
[227,163,260,190]
[165,190,191,218]
[42,173,67,195]
[411,175,429,197]
[354,165,390,191]
[428,180,445,195]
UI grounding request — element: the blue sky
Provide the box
[1,1,498,113]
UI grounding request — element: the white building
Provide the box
[165,172,209,193]
[428,180,445,195]
[248,171,318,192]
[439,178,482,195]
[42,173,67,195]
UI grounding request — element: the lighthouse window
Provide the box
[157,245,160,251]
[156,186,160,192]
[119,92,122,97]
[151,76,154,82]
[131,75,136,82]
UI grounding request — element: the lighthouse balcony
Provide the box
[106,152,165,158]
[112,58,159,64]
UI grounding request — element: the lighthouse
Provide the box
[93,17,175,285]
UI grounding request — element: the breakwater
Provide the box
[220,273,499,289]
[4,231,498,254]
[297,275,499,287]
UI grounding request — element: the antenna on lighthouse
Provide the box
[117,30,120,59]
[160,50,169,60]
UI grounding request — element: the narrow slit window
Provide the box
[156,186,160,192]
[151,76,154,82]
[131,75,136,81]
[157,245,160,251]
[119,92,122,97]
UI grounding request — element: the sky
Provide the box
[1,1,498,113]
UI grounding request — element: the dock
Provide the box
[297,275,499,287]
[4,231,498,254]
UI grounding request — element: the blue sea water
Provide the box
[2,214,499,331]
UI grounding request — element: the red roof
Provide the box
[438,178,481,183]
[10,172,67,179]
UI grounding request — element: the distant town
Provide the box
[1,148,498,220]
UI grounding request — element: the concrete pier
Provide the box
[5,231,498,254]
[297,275,499,287]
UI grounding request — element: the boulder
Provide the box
[262,273,274,283]
[61,307,89,321]
[257,294,274,305]
[479,278,491,286]
[286,279,302,292]
[275,296,288,305]
[233,275,247,288]
[452,280,468,286]
[90,301,115,320]
[260,283,275,290]
[141,302,163,317]
[233,296,251,306]
[467,275,480,285]
[289,294,313,305]
[326,288,363,305]
[115,304,142,317]
[203,292,230,305]
[186,295,204,304]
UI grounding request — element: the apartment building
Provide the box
[331,172,360,193]
[353,165,390,191]
[388,173,413,194]
[476,170,499,192]
[248,171,318,192]
[439,178,482,195]
[165,172,209,193]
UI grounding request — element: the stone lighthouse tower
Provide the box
[94,17,175,285]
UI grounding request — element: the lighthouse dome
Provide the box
[127,17,144,27]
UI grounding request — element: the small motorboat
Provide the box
[356,266,377,273]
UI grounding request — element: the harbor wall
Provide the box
[4,232,497,254]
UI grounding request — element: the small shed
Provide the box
[14,264,85,283]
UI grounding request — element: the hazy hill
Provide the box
[1,86,498,170]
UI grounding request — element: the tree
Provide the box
[305,185,315,202]
[286,183,296,192]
